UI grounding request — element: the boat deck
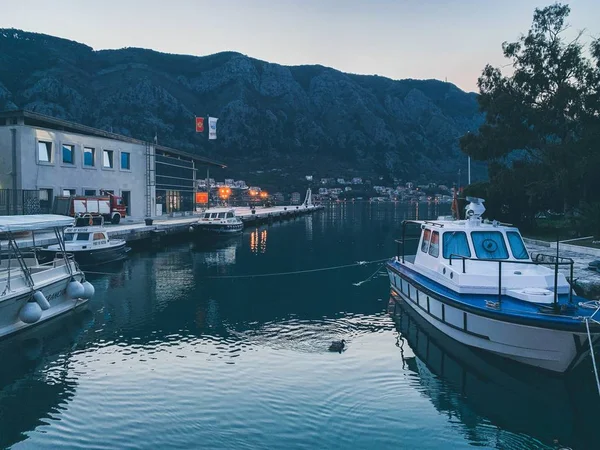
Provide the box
[387,259,600,331]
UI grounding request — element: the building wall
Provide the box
[1,125,148,218]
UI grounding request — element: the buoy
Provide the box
[189,226,194,233]
[67,280,85,299]
[81,281,95,299]
[33,290,50,310]
[19,299,43,324]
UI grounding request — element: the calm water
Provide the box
[1,203,598,450]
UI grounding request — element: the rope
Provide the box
[204,258,390,279]
[82,258,392,280]
[585,318,600,397]
[353,263,387,286]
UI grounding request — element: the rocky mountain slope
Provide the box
[0,29,483,183]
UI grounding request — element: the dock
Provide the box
[3,204,323,248]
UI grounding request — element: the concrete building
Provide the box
[0,110,224,219]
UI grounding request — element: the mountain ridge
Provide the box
[0,28,483,184]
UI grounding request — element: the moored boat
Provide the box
[37,216,129,267]
[386,197,600,373]
[193,208,244,235]
[0,215,95,339]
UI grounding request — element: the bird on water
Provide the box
[329,339,346,352]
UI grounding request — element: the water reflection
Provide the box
[250,228,268,254]
[0,309,92,449]
[390,296,599,450]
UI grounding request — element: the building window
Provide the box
[62,144,75,164]
[121,152,131,170]
[84,189,96,196]
[38,141,52,162]
[62,189,76,196]
[84,147,95,167]
[103,150,114,168]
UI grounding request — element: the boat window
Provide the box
[76,233,90,241]
[226,212,234,218]
[203,213,211,219]
[217,212,226,218]
[507,231,529,259]
[93,233,105,241]
[429,231,440,257]
[210,213,218,219]
[471,231,509,259]
[443,231,471,259]
[421,229,431,253]
[63,233,75,242]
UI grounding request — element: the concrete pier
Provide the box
[2,204,323,248]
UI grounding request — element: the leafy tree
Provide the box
[461,3,600,223]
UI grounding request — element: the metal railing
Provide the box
[447,253,575,307]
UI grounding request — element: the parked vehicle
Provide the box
[52,190,126,224]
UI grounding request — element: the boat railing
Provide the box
[447,253,575,306]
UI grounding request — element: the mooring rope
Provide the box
[353,263,387,286]
[585,317,600,397]
[203,258,390,279]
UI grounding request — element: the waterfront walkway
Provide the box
[524,238,600,298]
[2,204,323,248]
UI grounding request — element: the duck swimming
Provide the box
[329,339,346,352]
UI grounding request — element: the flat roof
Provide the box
[0,109,226,168]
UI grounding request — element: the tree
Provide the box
[461,3,600,221]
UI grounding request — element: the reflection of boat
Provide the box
[0,215,94,339]
[0,308,91,449]
[193,208,244,235]
[37,216,130,267]
[387,197,600,372]
[390,294,592,448]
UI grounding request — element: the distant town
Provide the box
[199,175,454,205]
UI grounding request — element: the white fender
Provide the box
[67,280,85,299]
[81,281,95,299]
[33,291,51,310]
[19,300,43,324]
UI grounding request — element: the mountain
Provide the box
[0,29,483,184]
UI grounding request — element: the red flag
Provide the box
[195,117,204,133]
[451,188,459,220]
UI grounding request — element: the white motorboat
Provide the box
[37,216,129,267]
[386,197,600,373]
[0,215,95,339]
[194,208,244,235]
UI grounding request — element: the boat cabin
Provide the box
[397,197,573,302]
[199,208,241,224]
[415,221,530,270]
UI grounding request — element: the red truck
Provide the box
[53,190,127,224]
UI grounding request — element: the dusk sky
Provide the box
[1,0,598,92]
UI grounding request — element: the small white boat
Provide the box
[386,197,600,373]
[37,216,129,267]
[194,208,244,235]
[0,215,95,339]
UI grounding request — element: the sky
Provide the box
[1,0,598,92]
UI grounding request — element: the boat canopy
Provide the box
[0,215,74,233]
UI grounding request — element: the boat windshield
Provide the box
[76,232,90,241]
[471,231,509,259]
[507,231,529,259]
[226,212,234,218]
[442,231,471,259]
[64,233,75,242]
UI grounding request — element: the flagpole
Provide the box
[206,113,210,209]
[468,156,471,185]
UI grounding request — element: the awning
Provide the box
[0,215,74,233]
